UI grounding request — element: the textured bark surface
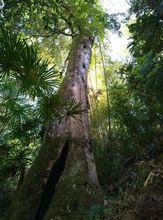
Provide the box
[5,35,102,220]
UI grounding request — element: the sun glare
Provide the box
[101,0,130,62]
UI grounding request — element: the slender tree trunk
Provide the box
[16,165,26,190]
[6,34,102,220]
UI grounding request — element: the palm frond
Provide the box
[63,99,86,120]
[0,29,26,75]
[0,81,33,127]
[0,28,59,98]
[35,95,85,124]
[35,93,61,124]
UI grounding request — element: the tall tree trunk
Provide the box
[6,34,102,220]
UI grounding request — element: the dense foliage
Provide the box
[88,0,163,218]
[0,0,162,219]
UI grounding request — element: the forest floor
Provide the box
[0,150,163,219]
[100,154,163,220]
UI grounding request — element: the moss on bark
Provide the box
[5,138,64,220]
[43,141,102,220]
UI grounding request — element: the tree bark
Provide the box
[6,34,102,220]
